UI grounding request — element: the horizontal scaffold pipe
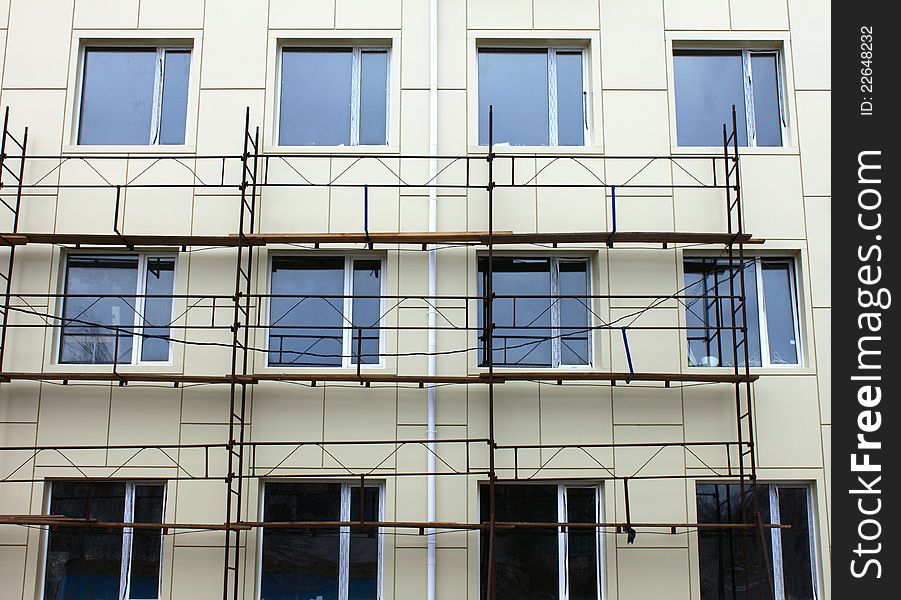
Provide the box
[0,516,788,531]
[0,371,758,385]
[0,231,762,247]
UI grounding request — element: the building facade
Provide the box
[0,1,831,599]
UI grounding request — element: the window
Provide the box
[78,47,191,145]
[478,257,591,368]
[43,481,165,600]
[60,254,176,365]
[684,257,800,368]
[268,256,383,367]
[479,483,602,600]
[697,483,819,600]
[673,50,785,147]
[478,48,587,146]
[261,482,381,600]
[278,47,390,146]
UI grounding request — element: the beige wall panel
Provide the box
[0,0,9,27]
[394,546,427,599]
[169,545,225,597]
[11,246,53,302]
[180,386,230,424]
[821,423,830,535]
[616,547,691,598]
[16,195,57,233]
[0,546,26,600]
[138,0,205,29]
[615,195,675,232]
[754,375,823,468]
[613,478,688,548]
[600,0,666,90]
[336,0,401,29]
[3,310,49,372]
[739,155,805,239]
[437,89,466,157]
[612,424,684,478]
[729,0,789,29]
[663,0,730,30]
[613,385,683,425]
[252,386,325,467]
[35,386,110,469]
[401,0,429,89]
[804,196,830,308]
[438,0,466,90]
[796,91,831,197]
[200,0,268,89]
[108,386,181,446]
[602,91,672,154]
[0,380,40,423]
[467,0,532,29]
[3,0,73,88]
[122,172,195,236]
[812,307,829,424]
[682,383,740,470]
[535,157,608,232]
[177,423,228,476]
[399,193,428,231]
[437,547,469,596]
[788,0,830,89]
[323,384,396,442]
[269,0,335,29]
[194,90,266,156]
[0,89,67,157]
[607,250,677,305]
[397,386,427,425]
[673,188,727,234]
[74,0,139,29]
[191,194,240,235]
[534,0,599,29]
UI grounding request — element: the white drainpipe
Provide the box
[427,1,439,600]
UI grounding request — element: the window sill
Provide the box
[263,145,400,156]
[46,362,179,372]
[468,145,605,156]
[686,365,815,376]
[62,144,197,155]
[670,145,800,156]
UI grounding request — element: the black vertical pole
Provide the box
[486,105,498,600]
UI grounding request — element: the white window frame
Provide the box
[740,49,788,147]
[480,255,593,369]
[77,46,192,146]
[57,253,177,366]
[753,257,803,368]
[478,46,590,147]
[684,255,801,368]
[266,255,387,368]
[257,481,385,600]
[42,480,167,600]
[277,45,392,147]
[767,484,820,600]
[479,483,604,600]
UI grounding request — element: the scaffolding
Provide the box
[0,105,774,599]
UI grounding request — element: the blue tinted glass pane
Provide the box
[478,50,549,146]
[559,260,590,365]
[141,258,175,362]
[683,258,761,367]
[61,255,138,364]
[479,257,552,367]
[778,488,815,599]
[479,484,559,600]
[762,261,798,364]
[751,54,782,147]
[359,51,389,145]
[556,52,584,146]
[262,483,341,600]
[351,260,381,365]
[280,49,352,146]
[348,487,380,599]
[45,481,126,600]
[159,50,190,145]
[129,485,164,599]
[567,488,599,600]
[269,257,345,366]
[674,52,748,146]
[79,49,157,145]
